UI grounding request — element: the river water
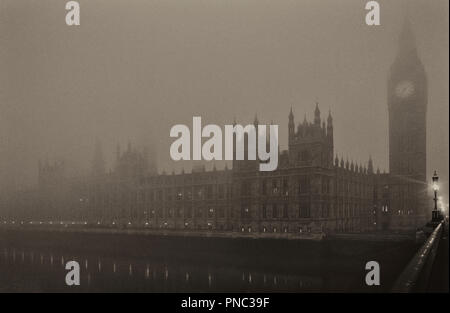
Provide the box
[0,229,419,292]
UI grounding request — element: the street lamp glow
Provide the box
[432,171,439,191]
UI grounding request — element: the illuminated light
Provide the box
[145,222,149,226]
[84,222,87,225]
[128,222,132,225]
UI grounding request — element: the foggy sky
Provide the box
[1,0,448,199]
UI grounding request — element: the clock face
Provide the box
[395,80,415,99]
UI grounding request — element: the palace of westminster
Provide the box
[1,20,430,234]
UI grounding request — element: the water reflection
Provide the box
[0,247,325,292]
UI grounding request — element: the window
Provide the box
[272,204,278,218]
[298,176,309,194]
[272,180,279,194]
[206,185,213,199]
[262,180,267,196]
[241,206,251,219]
[176,188,183,200]
[218,185,224,199]
[299,204,310,218]
[283,204,288,218]
[262,204,267,219]
[195,187,203,200]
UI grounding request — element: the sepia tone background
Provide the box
[0,0,448,201]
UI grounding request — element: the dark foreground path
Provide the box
[427,222,449,292]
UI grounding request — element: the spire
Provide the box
[398,14,418,60]
[289,107,294,124]
[254,113,259,126]
[314,101,321,125]
[334,154,339,167]
[368,155,374,174]
[288,107,295,138]
[327,109,333,127]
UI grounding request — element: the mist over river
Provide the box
[0,229,418,292]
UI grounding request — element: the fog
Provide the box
[0,0,448,198]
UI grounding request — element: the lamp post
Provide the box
[431,171,440,222]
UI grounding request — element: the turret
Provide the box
[288,107,295,140]
[327,110,333,138]
[314,102,321,125]
[368,155,374,174]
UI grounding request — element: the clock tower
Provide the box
[387,18,428,228]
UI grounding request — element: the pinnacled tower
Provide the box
[387,17,428,228]
[288,102,334,168]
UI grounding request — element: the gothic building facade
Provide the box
[0,19,430,234]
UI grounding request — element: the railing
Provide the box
[391,221,443,292]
